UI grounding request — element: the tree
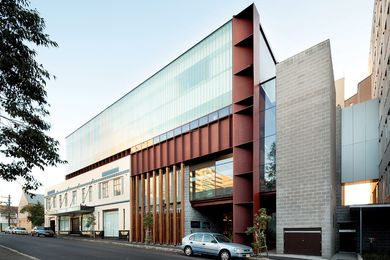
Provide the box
[0,0,65,193]
[20,202,44,226]
[143,212,153,243]
[85,214,96,238]
[245,208,271,256]
[265,141,276,189]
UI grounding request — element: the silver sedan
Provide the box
[181,232,253,260]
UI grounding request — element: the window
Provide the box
[59,195,62,208]
[82,188,86,203]
[194,233,203,241]
[52,196,56,208]
[113,178,122,196]
[88,186,92,202]
[46,198,51,210]
[72,190,77,206]
[64,193,68,207]
[102,181,109,198]
[203,234,215,243]
[59,216,70,231]
[98,183,102,199]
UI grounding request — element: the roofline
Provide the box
[66,19,233,139]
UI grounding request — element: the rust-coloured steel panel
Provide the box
[200,127,209,156]
[210,122,219,153]
[233,76,254,103]
[191,130,200,158]
[161,142,168,167]
[175,136,183,162]
[168,139,175,165]
[130,118,232,176]
[220,118,232,150]
[184,134,191,161]
[233,147,253,174]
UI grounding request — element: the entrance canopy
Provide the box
[46,205,94,216]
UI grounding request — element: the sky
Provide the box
[0,0,374,206]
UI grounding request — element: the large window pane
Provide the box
[261,79,275,109]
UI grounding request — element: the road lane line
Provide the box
[0,245,40,260]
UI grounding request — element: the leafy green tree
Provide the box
[85,214,96,238]
[20,202,44,226]
[144,212,153,243]
[246,208,271,256]
[265,141,276,189]
[0,0,65,193]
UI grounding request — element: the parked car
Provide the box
[31,226,55,237]
[181,232,253,260]
[4,226,14,234]
[13,227,28,235]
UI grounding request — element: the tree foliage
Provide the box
[144,212,153,243]
[246,208,271,255]
[20,202,44,226]
[0,0,65,193]
[265,141,276,189]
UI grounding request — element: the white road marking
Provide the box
[0,244,40,260]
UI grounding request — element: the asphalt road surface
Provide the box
[0,233,208,260]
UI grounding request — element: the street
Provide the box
[0,233,206,260]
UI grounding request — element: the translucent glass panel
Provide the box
[260,78,276,190]
[190,156,233,201]
[341,99,379,183]
[67,22,233,173]
[259,29,276,83]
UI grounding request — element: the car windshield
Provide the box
[44,228,52,231]
[214,234,231,243]
[36,226,44,230]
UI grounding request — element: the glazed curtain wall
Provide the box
[67,22,232,173]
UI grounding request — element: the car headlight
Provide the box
[234,248,245,254]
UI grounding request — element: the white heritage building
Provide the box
[44,156,130,238]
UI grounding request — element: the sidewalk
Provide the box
[59,236,182,253]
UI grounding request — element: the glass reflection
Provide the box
[261,79,275,109]
[190,156,233,201]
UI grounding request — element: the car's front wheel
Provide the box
[184,246,193,256]
[219,249,230,260]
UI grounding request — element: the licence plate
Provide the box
[246,254,250,258]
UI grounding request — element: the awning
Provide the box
[46,205,94,216]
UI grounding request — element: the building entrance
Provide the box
[71,217,80,234]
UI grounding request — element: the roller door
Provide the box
[104,210,119,237]
[284,228,321,256]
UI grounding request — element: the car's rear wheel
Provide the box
[219,250,230,260]
[184,246,193,256]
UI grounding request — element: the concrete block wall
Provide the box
[276,40,337,258]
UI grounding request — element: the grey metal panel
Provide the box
[365,139,379,180]
[353,142,366,181]
[342,144,354,183]
[342,108,353,145]
[353,103,366,143]
[365,99,379,140]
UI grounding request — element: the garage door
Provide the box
[284,228,321,256]
[104,210,119,237]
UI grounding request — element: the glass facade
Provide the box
[190,155,233,201]
[66,21,233,173]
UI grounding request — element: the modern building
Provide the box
[44,3,390,258]
[18,193,44,232]
[0,205,18,231]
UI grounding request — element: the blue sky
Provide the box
[0,0,373,205]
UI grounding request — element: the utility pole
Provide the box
[7,195,11,227]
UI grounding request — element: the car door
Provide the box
[201,234,220,256]
[191,233,204,253]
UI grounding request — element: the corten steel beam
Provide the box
[173,165,177,244]
[147,172,151,214]
[135,175,139,241]
[180,163,185,239]
[232,4,262,245]
[141,174,145,242]
[159,169,163,244]
[129,176,134,242]
[165,167,170,244]
[153,170,157,244]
